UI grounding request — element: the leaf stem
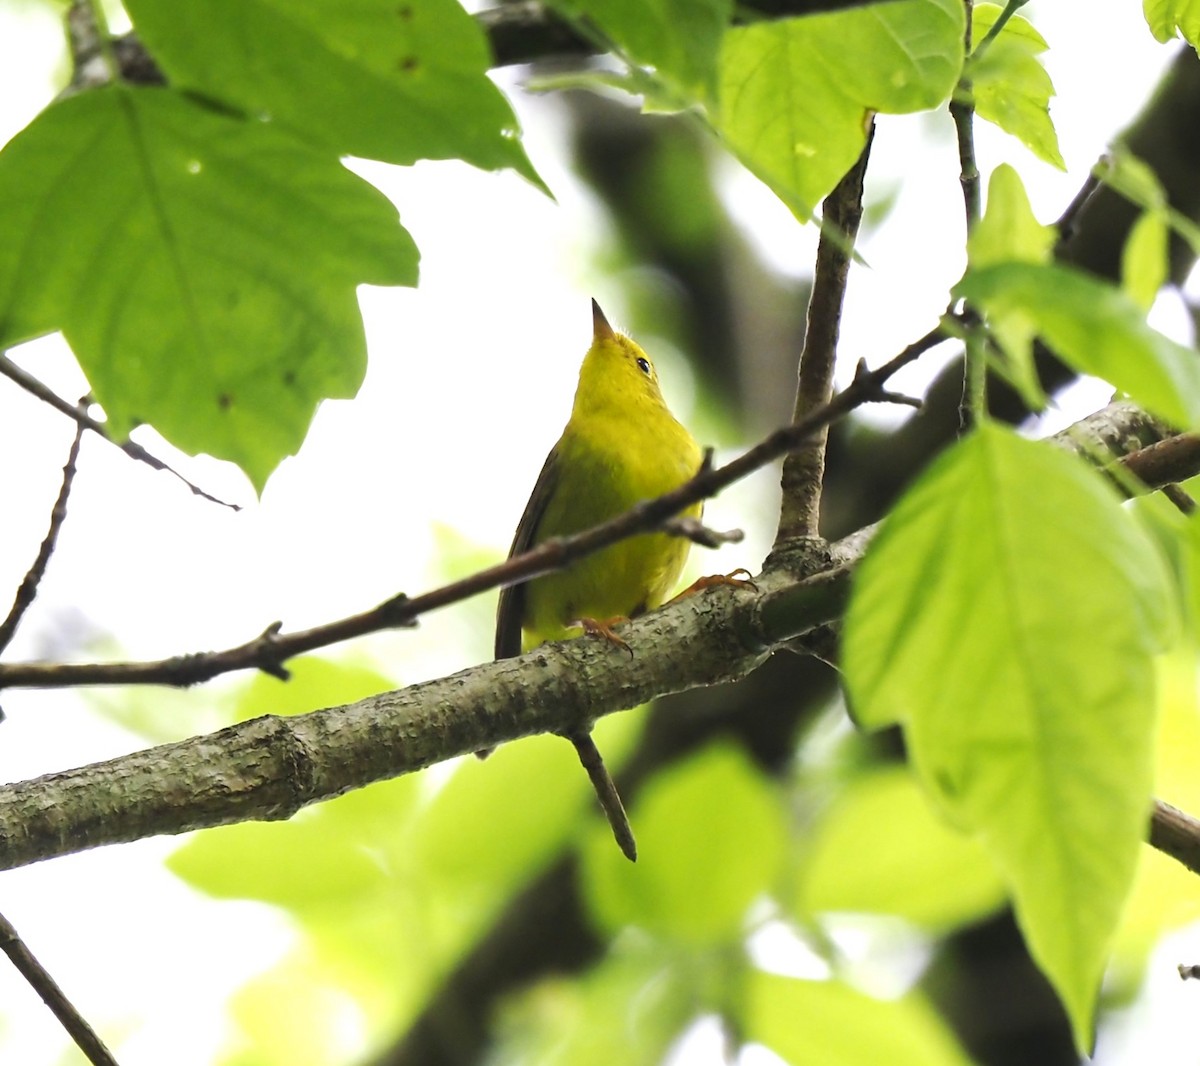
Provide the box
[950,0,985,428]
[971,0,1031,61]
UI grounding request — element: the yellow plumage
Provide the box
[491,300,703,863]
[496,301,702,657]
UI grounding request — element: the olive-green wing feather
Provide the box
[495,442,561,660]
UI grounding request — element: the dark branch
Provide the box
[0,354,240,511]
[0,910,120,1066]
[0,411,84,654]
[1150,800,1200,878]
[1119,431,1200,488]
[776,125,874,543]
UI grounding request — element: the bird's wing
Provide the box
[495,441,561,660]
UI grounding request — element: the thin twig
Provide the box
[0,320,958,691]
[969,0,1031,60]
[0,413,84,654]
[776,124,875,543]
[1160,483,1197,515]
[0,353,240,511]
[1054,165,1104,252]
[567,732,636,862]
[0,909,120,1066]
[661,517,744,548]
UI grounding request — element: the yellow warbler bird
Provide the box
[494,300,704,861]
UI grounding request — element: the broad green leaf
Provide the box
[795,766,1006,930]
[957,262,1200,429]
[581,744,786,944]
[843,423,1171,1050]
[546,0,732,101]
[125,0,542,183]
[967,164,1054,269]
[745,972,972,1066]
[0,88,418,491]
[1144,0,1200,43]
[715,0,963,217]
[969,4,1064,169]
[1122,210,1169,311]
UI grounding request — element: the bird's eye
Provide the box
[636,357,652,376]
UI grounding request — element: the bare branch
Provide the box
[1119,431,1200,488]
[0,910,120,1066]
[0,353,240,511]
[776,125,874,544]
[660,516,744,548]
[1151,800,1200,879]
[0,411,84,654]
[0,400,1183,876]
[0,320,955,692]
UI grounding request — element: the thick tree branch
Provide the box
[0,404,1195,876]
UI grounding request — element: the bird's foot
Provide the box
[573,616,634,658]
[667,567,757,603]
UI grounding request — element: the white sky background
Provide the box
[0,2,1195,1064]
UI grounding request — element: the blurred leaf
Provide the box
[966,163,1053,408]
[168,774,421,911]
[1143,0,1200,44]
[492,940,696,1066]
[957,262,1200,429]
[125,0,543,184]
[715,0,964,217]
[1110,655,1200,993]
[546,0,732,101]
[843,422,1171,1050]
[968,163,1054,269]
[232,656,397,722]
[168,657,412,909]
[415,709,643,891]
[795,766,1006,930]
[1100,148,1169,208]
[969,3,1064,169]
[0,88,417,491]
[224,945,374,1066]
[1099,148,1200,255]
[1122,210,1169,311]
[581,743,786,944]
[745,971,973,1066]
